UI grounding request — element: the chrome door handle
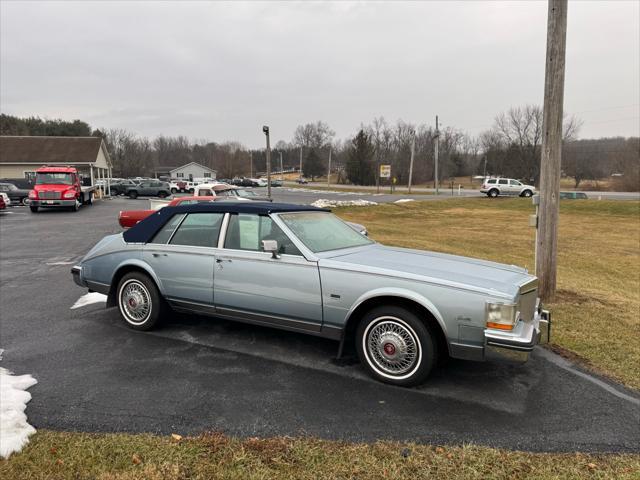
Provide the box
[152,253,168,257]
[216,258,232,263]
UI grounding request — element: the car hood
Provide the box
[320,244,533,298]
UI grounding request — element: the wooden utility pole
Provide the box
[536,0,568,301]
[249,151,253,178]
[434,115,439,195]
[299,146,303,179]
[408,131,415,193]
[327,147,332,188]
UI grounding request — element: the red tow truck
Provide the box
[29,166,98,213]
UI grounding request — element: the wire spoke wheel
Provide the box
[364,317,421,378]
[119,280,152,325]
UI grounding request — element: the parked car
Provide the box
[169,181,197,194]
[270,179,283,187]
[72,202,550,387]
[125,181,171,199]
[193,183,265,201]
[110,179,140,196]
[118,196,220,228]
[0,182,31,205]
[559,192,588,199]
[480,178,535,198]
[296,177,309,184]
[0,192,8,210]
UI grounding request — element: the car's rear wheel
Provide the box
[356,306,436,387]
[521,189,533,197]
[158,191,168,198]
[21,197,30,206]
[488,188,499,198]
[117,272,165,331]
[188,188,194,194]
[129,191,138,199]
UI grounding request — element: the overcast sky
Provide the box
[1,1,638,147]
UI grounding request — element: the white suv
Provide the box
[480,178,535,198]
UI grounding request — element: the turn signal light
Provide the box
[486,322,514,331]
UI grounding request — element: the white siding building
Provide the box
[169,162,216,182]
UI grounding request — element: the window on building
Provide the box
[176,173,184,178]
[204,172,211,178]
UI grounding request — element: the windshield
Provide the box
[279,212,373,253]
[36,172,74,185]
[235,189,256,197]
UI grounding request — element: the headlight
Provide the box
[486,302,518,330]
[29,190,37,199]
[63,190,76,199]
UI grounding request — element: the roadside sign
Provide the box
[380,164,391,178]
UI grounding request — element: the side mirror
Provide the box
[262,239,280,259]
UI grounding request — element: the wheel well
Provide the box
[107,265,155,308]
[342,296,449,359]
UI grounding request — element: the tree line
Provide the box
[1,111,637,190]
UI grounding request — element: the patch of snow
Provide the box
[46,261,74,266]
[0,350,37,459]
[311,199,378,208]
[394,199,415,204]
[71,292,107,310]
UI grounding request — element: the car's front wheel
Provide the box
[21,197,30,206]
[356,306,436,387]
[521,189,533,197]
[128,191,138,199]
[170,188,178,194]
[117,272,165,331]
[158,191,168,199]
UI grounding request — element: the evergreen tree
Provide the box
[346,129,375,185]
[303,148,323,181]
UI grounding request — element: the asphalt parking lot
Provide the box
[1,197,639,453]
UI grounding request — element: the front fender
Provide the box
[345,287,448,336]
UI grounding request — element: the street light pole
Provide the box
[327,147,332,188]
[263,126,271,200]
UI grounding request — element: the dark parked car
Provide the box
[559,192,588,199]
[111,179,140,196]
[125,181,171,199]
[0,182,31,205]
[270,179,283,187]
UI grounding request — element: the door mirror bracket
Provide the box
[262,240,280,259]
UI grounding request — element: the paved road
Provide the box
[1,199,639,453]
[285,182,640,201]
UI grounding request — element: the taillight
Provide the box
[29,190,37,199]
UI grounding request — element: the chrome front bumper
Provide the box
[71,265,86,288]
[485,308,551,361]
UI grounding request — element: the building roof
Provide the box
[123,202,328,243]
[169,162,216,174]
[0,136,106,165]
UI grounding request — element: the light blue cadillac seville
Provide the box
[72,202,550,386]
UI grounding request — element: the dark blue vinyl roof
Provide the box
[122,201,328,243]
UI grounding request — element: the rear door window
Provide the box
[169,213,224,248]
[498,179,508,185]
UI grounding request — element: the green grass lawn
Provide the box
[335,198,640,389]
[2,431,639,480]
[2,198,638,478]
